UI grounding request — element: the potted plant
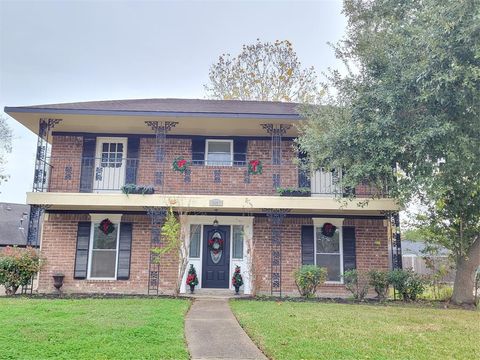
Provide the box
[276,187,311,197]
[186,264,198,293]
[232,266,243,295]
[52,272,65,292]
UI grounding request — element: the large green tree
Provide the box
[205,39,319,103]
[297,0,480,304]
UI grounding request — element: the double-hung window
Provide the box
[205,139,233,166]
[315,223,343,282]
[88,221,120,279]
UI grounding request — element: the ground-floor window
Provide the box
[315,224,343,282]
[88,220,120,279]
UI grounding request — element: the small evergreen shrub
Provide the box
[0,246,42,295]
[343,269,369,301]
[294,265,327,298]
[121,184,155,195]
[388,269,426,301]
[368,270,390,300]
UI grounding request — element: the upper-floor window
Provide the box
[205,139,233,166]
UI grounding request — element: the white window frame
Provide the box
[87,219,121,280]
[205,139,234,166]
[313,218,344,284]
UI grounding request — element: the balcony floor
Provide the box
[26,192,399,215]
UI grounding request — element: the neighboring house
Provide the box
[5,99,400,296]
[402,240,454,283]
[0,202,30,247]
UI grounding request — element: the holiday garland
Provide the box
[248,159,263,175]
[207,237,224,255]
[172,157,190,173]
[232,266,244,287]
[99,218,115,235]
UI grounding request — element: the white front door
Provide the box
[94,137,128,191]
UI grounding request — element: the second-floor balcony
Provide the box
[34,154,382,198]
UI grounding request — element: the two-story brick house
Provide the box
[5,99,401,296]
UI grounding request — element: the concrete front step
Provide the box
[183,288,250,299]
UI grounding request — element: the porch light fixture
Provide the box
[213,210,219,228]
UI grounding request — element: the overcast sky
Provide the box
[0,0,346,203]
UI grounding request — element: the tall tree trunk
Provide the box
[452,238,480,305]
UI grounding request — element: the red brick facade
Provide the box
[38,213,389,296]
[48,135,299,196]
[38,213,177,294]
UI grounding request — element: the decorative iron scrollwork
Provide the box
[213,169,221,183]
[155,171,163,186]
[64,166,72,180]
[145,207,167,295]
[95,167,103,181]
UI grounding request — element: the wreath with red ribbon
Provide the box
[248,159,263,175]
[321,222,337,237]
[207,238,224,255]
[172,157,190,173]
[99,218,115,235]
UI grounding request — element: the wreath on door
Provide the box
[207,237,224,255]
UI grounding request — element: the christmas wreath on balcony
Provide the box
[172,157,190,173]
[248,159,263,175]
[99,218,115,235]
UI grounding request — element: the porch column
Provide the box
[144,121,178,193]
[265,208,290,297]
[145,206,167,295]
[260,124,292,191]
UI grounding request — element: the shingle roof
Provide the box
[0,203,30,247]
[9,98,301,116]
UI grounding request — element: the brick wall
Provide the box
[38,213,177,294]
[49,136,83,192]
[48,135,299,195]
[252,216,389,297]
[38,213,389,296]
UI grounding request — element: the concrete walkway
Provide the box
[185,298,267,360]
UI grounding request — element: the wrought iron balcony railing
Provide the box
[32,155,385,197]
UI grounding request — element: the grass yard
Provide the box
[230,300,480,360]
[0,297,190,360]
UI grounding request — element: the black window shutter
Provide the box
[80,137,96,192]
[298,151,311,188]
[192,137,206,165]
[74,222,91,279]
[125,137,140,184]
[233,138,247,165]
[117,223,133,280]
[343,226,356,272]
[301,225,315,265]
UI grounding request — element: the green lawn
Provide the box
[0,297,190,360]
[230,300,480,360]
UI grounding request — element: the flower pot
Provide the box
[52,273,65,291]
[234,285,240,295]
[189,284,195,294]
